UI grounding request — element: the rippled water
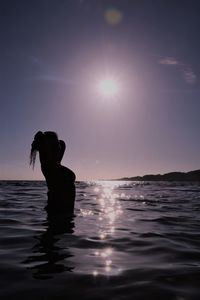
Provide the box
[0,180,200,300]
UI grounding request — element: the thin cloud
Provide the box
[27,56,76,85]
[159,56,197,85]
[34,75,75,85]
[159,57,179,66]
[182,67,197,85]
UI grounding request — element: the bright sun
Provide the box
[97,78,119,97]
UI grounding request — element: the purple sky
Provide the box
[1,0,200,180]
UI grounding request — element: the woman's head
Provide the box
[30,131,60,168]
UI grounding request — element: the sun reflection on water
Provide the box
[91,181,125,276]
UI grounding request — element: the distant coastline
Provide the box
[1,170,200,182]
[117,170,200,181]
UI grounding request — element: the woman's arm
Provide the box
[58,140,66,163]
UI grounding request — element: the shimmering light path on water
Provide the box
[0,180,200,299]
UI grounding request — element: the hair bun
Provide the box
[34,131,44,140]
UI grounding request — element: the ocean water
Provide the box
[0,180,200,300]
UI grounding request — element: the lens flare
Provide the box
[104,8,123,25]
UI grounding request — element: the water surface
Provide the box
[0,180,200,299]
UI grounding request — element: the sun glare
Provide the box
[97,78,119,97]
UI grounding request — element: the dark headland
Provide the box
[117,170,200,181]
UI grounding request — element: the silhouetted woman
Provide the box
[30,131,76,215]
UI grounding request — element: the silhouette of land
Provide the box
[117,170,200,181]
